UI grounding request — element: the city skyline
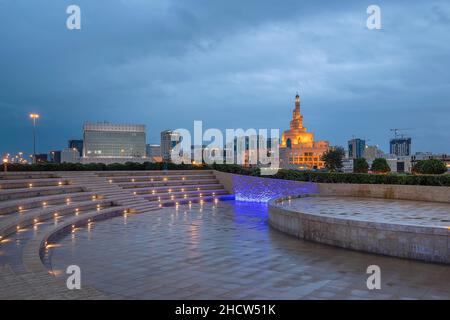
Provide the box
[1,1,450,155]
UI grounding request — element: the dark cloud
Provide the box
[0,0,449,155]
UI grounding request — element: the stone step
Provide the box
[0,199,116,240]
[0,192,98,215]
[0,186,85,202]
[107,174,215,183]
[95,170,214,177]
[158,194,232,207]
[129,183,225,194]
[0,179,70,190]
[144,189,228,201]
[119,179,220,189]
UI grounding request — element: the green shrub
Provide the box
[371,158,391,173]
[321,146,345,172]
[412,159,447,175]
[353,158,369,173]
[270,169,450,186]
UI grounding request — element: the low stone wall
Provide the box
[316,183,450,203]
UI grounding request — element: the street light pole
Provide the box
[29,114,40,164]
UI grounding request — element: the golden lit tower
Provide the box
[280,93,329,169]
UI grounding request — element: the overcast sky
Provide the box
[1,0,449,156]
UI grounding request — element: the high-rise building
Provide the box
[68,139,83,157]
[146,144,162,162]
[348,138,366,159]
[390,137,411,156]
[363,145,385,163]
[61,148,81,163]
[83,123,146,164]
[49,150,61,163]
[280,94,329,170]
[35,154,48,163]
[161,130,182,162]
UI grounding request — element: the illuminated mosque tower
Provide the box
[280,93,329,169]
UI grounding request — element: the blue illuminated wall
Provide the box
[222,173,319,203]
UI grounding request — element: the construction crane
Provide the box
[390,128,410,139]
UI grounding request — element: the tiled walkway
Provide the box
[47,201,450,299]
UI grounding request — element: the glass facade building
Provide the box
[83,123,146,158]
[390,137,411,157]
[348,138,366,159]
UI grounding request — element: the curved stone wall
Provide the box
[268,190,450,264]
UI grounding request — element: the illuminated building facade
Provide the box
[280,94,329,170]
[82,123,147,164]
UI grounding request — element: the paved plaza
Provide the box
[45,200,450,299]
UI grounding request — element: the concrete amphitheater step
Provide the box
[106,174,216,183]
[144,189,228,201]
[128,183,226,194]
[118,179,220,189]
[158,195,230,207]
[0,191,99,215]
[0,172,58,180]
[0,178,70,190]
[0,199,116,240]
[0,185,86,202]
[96,170,214,177]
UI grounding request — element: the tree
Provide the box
[412,159,447,175]
[353,158,369,173]
[371,158,391,173]
[321,146,345,172]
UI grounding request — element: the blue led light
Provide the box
[231,175,318,203]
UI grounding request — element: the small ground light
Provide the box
[54,213,58,217]
[42,202,47,206]
[58,181,62,186]
[18,206,23,211]
[34,219,38,223]
[28,183,33,188]
[16,225,20,230]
